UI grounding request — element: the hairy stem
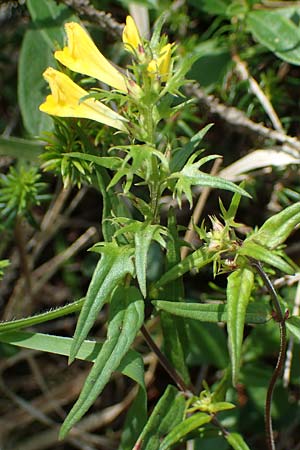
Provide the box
[252,261,287,450]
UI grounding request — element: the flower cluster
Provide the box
[39,16,173,134]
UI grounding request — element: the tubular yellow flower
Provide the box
[122,15,142,52]
[54,22,128,92]
[39,68,127,131]
[147,44,172,82]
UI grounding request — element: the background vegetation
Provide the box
[1,1,300,449]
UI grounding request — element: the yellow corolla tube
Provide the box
[122,15,142,52]
[54,22,128,92]
[39,68,128,131]
[148,43,172,82]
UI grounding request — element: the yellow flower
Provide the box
[147,44,172,82]
[54,22,128,92]
[39,68,127,131]
[122,15,142,53]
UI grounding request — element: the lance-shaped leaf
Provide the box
[245,201,300,249]
[247,10,300,66]
[134,224,166,297]
[153,300,270,324]
[60,286,144,438]
[227,268,254,386]
[0,330,145,388]
[120,386,147,450]
[96,170,131,243]
[170,124,214,173]
[151,247,214,294]
[69,242,135,363]
[167,152,250,207]
[160,412,212,450]
[160,208,190,384]
[239,240,295,274]
[134,385,185,450]
[65,151,122,170]
[226,432,251,450]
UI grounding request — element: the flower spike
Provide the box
[39,68,127,131]
[54,22,128,92]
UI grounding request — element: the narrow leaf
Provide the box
[170,124,213,172]
[151,248,214,293]
[227,268,254,385]
[160,209,190,384]
[135,385,185,450]
[119,387,147,450]
[69,244,134,363]
[96,170,131,243]
[0,331,145,397]
[226,432,251,450]
[186,320,229,369]
[153,300,269,324]
[67,152,122,170]
[160,412,212,450]
[286,316,300,341]
[135,225,159,297]
[239,240,295,274]
[60,286,144,438]
[245,202,300,249]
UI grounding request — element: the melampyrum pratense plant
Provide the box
[2,13,300,450]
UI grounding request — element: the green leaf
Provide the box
[170,124,213,173]
[0,330,143,378]
[0,136,43,160]
[60,286,144,438]
[134,224,164,297]
[189,40,232,90]
[18,28,54,136]
[19,0,74,136]
[286,316,300,341]
[95,170,131,243]
[119,387,147,450]
[186,320,229,369]
[247,10,300,65]
[26,0,73,48]
[151,247,214,293]
[159,209,190,383]
[135,385,185,450]
[169,166,251,207]
[245,202,300,249]
[226,432,251,450]
[69,243,135,363]
[227,268,254,386]
[239,241,295,274]
[188,0,228,15]
[153,300,269,324]
[67,152,122,170]
[160,412,212,450]
[0,298,84,333]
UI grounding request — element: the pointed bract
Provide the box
[55,22,128,92]
[39,68,127,131]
